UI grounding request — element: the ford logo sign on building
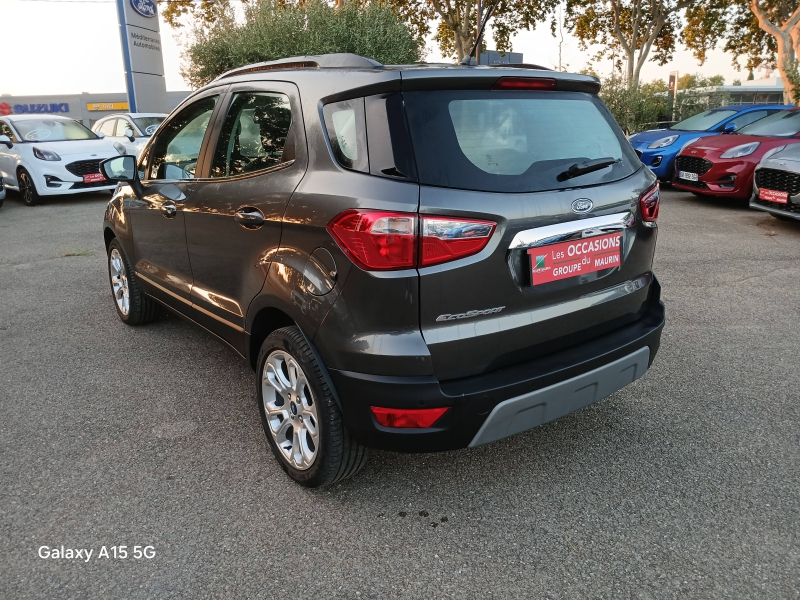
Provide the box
[130,0,157,18]
[571,198,593,214]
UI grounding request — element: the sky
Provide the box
[0,0,771,97]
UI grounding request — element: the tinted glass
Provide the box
[0,121,16,142]
[210,92,292,178]
[671,110,738,131]
[738,110,800,136]
[133,116,165,136]
[147,96,217,180]
[323,98,368,172]
[99,119,117,136]
[14,118,98,142]
[403,90,639,193]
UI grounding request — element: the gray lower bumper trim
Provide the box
[468,347,650,447]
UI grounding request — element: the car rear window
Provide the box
[402,90,639,193]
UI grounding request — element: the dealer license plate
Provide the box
[528,232,622,285]
[679,171,699,182]
[83,172,106,183]
[760,188,788,204]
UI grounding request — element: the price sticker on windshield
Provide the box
[529,232,622,285]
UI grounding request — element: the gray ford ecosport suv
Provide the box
[100,54,665,487]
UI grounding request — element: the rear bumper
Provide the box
[330,277,665,452]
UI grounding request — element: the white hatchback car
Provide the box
[0,115,123,205]
[92,112,167,156]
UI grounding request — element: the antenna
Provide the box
[460,2,497,66]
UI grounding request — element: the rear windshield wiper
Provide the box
[557,157,620,182]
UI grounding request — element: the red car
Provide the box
[673,107,800,199]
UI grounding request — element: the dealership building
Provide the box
[0,91,191,128]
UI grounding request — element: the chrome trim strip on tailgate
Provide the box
[508,211,635,249]
[469,346,650,447]
[422,273,652,346]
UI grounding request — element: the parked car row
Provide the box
[0,111,166,206]
[631,105,800,221]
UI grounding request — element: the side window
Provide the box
[0,121,17,142]
[323,98,368,172]
[114,119,132,137]
[729,111,767,130]
[98,119,117,137]
[209,92,293,178]
[147,96,217,180]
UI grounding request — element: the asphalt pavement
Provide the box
[1,187,798,599]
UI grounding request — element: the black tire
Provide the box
[18,168,40,206]
[107,239,160,325]
[256,326,368,487]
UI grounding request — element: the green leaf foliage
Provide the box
[181,0,424,88]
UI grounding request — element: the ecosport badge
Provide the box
[436,306,505,322]
[571,198,593,214]
[130,0,157,18]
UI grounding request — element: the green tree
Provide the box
[564,0,692,90]
[600,75,670,133]
[417,0,560,62]
[683,0,800,103]
[678,73,726,88]
[180,0,423,88]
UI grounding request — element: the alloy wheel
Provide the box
[262,350,319,470]
[19,172,33,204]
[109,248,130,315]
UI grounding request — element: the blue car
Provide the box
[629,105,787,180]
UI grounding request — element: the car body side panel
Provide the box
[183,82,309,352]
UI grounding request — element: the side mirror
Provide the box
[124,128,135,143]
[101,155,137,182]
[0,135,12,148]
[723,122,737,134]
[101,155,143,199]
[97,132,106,139]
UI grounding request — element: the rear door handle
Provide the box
[234,207,265,229]
[160,201,177,218]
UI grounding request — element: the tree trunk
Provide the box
[750,0,800,104]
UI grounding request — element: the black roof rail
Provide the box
[214,53,383,81]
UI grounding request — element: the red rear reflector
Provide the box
[639,182,660,223]
[327,209,417,270]
[420,217,496,266]
[492,77,557,91]
[370,406,450,428]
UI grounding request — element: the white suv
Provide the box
[92,113,167,157]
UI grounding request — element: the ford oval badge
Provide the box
[130,0,157,18]
[571,198,593,214]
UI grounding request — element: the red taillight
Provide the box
[420,216,496,266]
[370,406,449,428]
[492,77,557,91]
[328,210,496,270]
[639,182,660,223]
[326,210,417,270]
